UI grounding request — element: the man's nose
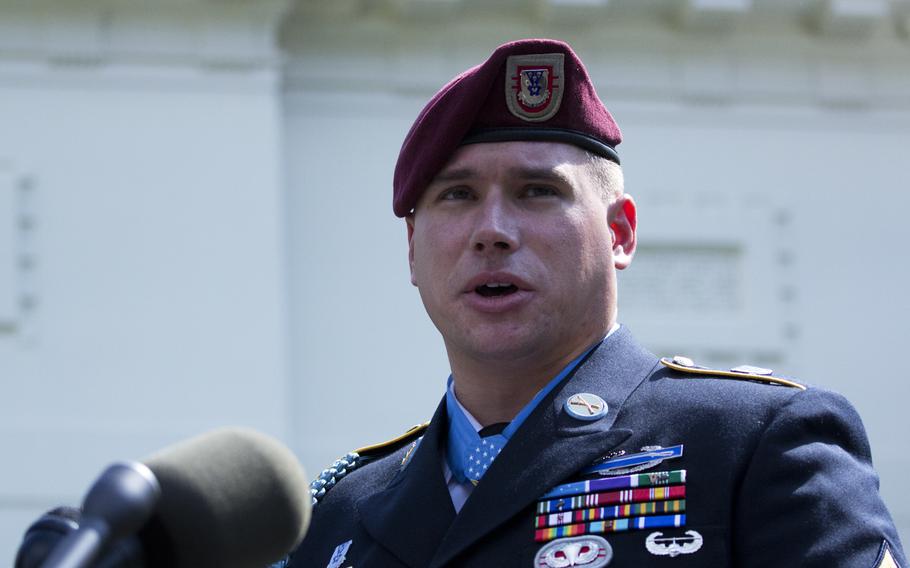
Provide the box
[470,195,519,253]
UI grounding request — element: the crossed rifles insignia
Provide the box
[565,393,608,421]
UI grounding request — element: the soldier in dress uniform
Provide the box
[287,39,906,568]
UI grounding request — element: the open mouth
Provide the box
[475,283,519,297]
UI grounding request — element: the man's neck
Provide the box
[447,342,596,427]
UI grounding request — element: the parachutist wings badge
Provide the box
[535,536,613,567]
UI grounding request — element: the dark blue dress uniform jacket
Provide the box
[289,328,906,567]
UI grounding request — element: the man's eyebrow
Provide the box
[431,166,572,184]
[431,168,476,183]
[507,166,572,184]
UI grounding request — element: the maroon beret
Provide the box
[392,38,622,217]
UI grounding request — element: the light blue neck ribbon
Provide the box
[445,341,601,485]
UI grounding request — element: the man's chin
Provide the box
[449,329,551,364]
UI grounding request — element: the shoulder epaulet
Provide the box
[309,422,430,506]
[354,421,430,455]
[660,355,806,390]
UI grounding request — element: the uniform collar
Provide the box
[444,324,620,484]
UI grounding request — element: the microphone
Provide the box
[139,427,311,568]
[21,427,310,568]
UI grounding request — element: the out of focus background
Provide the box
[2,0,909,560]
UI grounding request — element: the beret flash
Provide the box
[392,38,623,217]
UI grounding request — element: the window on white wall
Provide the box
[618,193,797,370]
[0,164,34,335]
[0,164,16,329]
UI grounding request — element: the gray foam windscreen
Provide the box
[142,428,311,568]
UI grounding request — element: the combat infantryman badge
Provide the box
[535,535,613,567]
[582,445,684,477]
[505,53,564,122]
[645,531,703,557]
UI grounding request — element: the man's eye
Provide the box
[440,187,474,201]
[523,185,559,198]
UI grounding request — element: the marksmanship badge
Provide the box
[505,53,564,122]
[535,535,613,567]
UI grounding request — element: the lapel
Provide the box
[430,328,659,568]
[356,399,455,568]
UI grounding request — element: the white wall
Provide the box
[282,88,445,467]
[0,1,291,561]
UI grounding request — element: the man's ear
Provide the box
[406,215,418,286]
[608,194,637,270]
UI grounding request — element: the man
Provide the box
[290,39,905,567]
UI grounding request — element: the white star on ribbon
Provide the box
[465,434,506,483]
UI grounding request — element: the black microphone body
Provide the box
[40,463,160,568]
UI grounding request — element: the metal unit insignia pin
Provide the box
[672,355,695,367]
[730,364,774,376]
[326,540,352,568]
[645,531,703,557]
[535,535,613,567]
[565,393,609,421]
[581,444,684,476]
